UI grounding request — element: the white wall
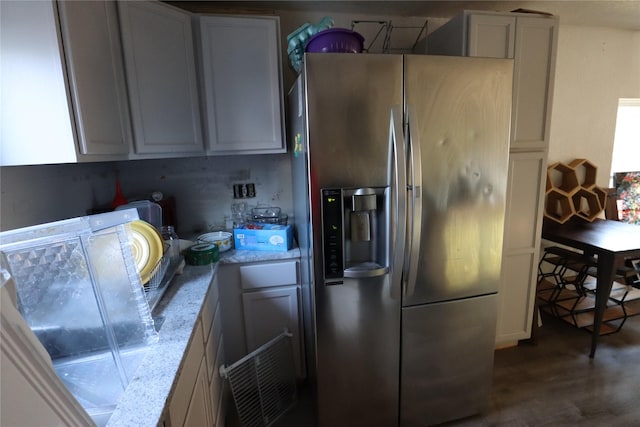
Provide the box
[0,162,114,231]
[548,25,640,187]
[113,155,293,234]
[0,155,292,235]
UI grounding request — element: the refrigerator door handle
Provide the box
[388,106,407,300]
[404,106,422,297]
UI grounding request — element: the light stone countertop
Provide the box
[105,247,300,427]
[218,246,301,264]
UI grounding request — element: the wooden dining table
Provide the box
[541,218,640,357]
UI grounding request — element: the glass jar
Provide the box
[231,202,248,227]
[160,225,180,261]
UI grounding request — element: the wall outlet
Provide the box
[246,183,256,198]
[233,183,256,199]
[233,184,244,199]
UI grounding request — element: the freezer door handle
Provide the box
[404,106,422,298]
[388,106,407,300]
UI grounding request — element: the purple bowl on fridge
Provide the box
[305,28,365,53]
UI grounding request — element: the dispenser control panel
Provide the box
[321,188,344,282]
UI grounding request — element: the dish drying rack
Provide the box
[143,253,184,311]
[220,331,297,427]
[350,19,428,53]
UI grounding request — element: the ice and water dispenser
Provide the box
[321,187,389,283]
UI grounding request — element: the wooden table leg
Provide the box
[590,252,617,358]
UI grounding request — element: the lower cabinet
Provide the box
[219,259,305,378]
[182,355,212,426]
[242,286,302,375]
[496,151,547,345]
[165,274,226,426]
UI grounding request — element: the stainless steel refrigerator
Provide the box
[289,53,512,426]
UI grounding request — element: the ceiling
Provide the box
[181,1,640,30]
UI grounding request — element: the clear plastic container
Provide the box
[251,206,281,223]
[160,225,180,261]
[0,209,159,426]
[115,200,163,230]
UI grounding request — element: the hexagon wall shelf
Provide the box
[593,186,607,212]
[544,158,606,224]
[572,188,602,222]
[547,162,579,194]
[568,158,598,189]
[545,188,575,224]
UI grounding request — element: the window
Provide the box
[611,99,640,224]
[611,98,640,179]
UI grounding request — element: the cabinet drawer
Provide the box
[209,336,224,415]
[240,261,297,289]
[169,320,205,426]
[205,303,223,382]
[215,387,226,427]
[202,275,220,341]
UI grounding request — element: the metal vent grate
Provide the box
[220,332,297,427]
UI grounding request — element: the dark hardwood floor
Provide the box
[448,311,640,426]
[228,311,640,426]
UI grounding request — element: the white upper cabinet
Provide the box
[118,1,205,156]
[510,16,558,150]
[1,0,74,166]
[57,1,132,158]
[1,2,283,165]
[197,15,286,155]
[1,1,135,166]
[427,10,558,151]
[467,14,516,59]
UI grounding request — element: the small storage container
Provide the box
[305,28,364,53]
[233,223,293,252]
[115,200,163,230]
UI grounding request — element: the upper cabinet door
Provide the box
[198,16,285,155]
[0,0,78,166]
[510,16,558,151]
[118,1,204,155]
[429,11,558,152]
[57,1,132,157]
[467,14,516,59]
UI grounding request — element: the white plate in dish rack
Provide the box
[128,220,164,284]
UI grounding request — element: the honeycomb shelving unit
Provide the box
[545,187,576,224]
[572,188,603,222]
[544,159,606,224]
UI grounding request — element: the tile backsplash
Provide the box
[0,154,293,235]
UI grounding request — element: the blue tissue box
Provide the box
[233,224,293,252]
